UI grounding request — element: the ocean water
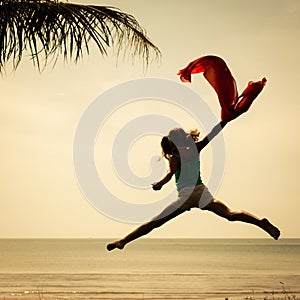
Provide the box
[0,239,299,300]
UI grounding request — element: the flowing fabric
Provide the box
[177,55,267,121]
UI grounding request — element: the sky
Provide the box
[1,0,299,238]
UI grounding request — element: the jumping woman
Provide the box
[107,122,280,251]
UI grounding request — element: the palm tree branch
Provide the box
[0,0,161,72]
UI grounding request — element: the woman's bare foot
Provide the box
[106,240,125,251]
[262,218,280,240]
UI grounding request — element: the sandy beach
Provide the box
[1,239,299,300]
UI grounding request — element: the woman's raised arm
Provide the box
[196,120,227,152]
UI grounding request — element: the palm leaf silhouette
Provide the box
[0,0,161,72]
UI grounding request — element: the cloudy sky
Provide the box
[1,0,299,238]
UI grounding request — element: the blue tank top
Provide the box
[174,153,202,191]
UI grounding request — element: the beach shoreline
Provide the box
[1,239,299,300]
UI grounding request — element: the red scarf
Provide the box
[177,55,266,121]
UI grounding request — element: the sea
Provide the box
[0,239,299,300]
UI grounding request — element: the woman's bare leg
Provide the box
[203,199,280,240]
[107,206,185,251]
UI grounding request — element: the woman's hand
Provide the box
[152,182,162,191]
[152,159,177,191]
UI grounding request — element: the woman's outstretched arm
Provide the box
[196,120,227,152]
[152,155,178,190]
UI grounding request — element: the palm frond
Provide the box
[0,0,161,72]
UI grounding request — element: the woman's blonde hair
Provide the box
[160,128,200,160]
[187,128,200,142]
